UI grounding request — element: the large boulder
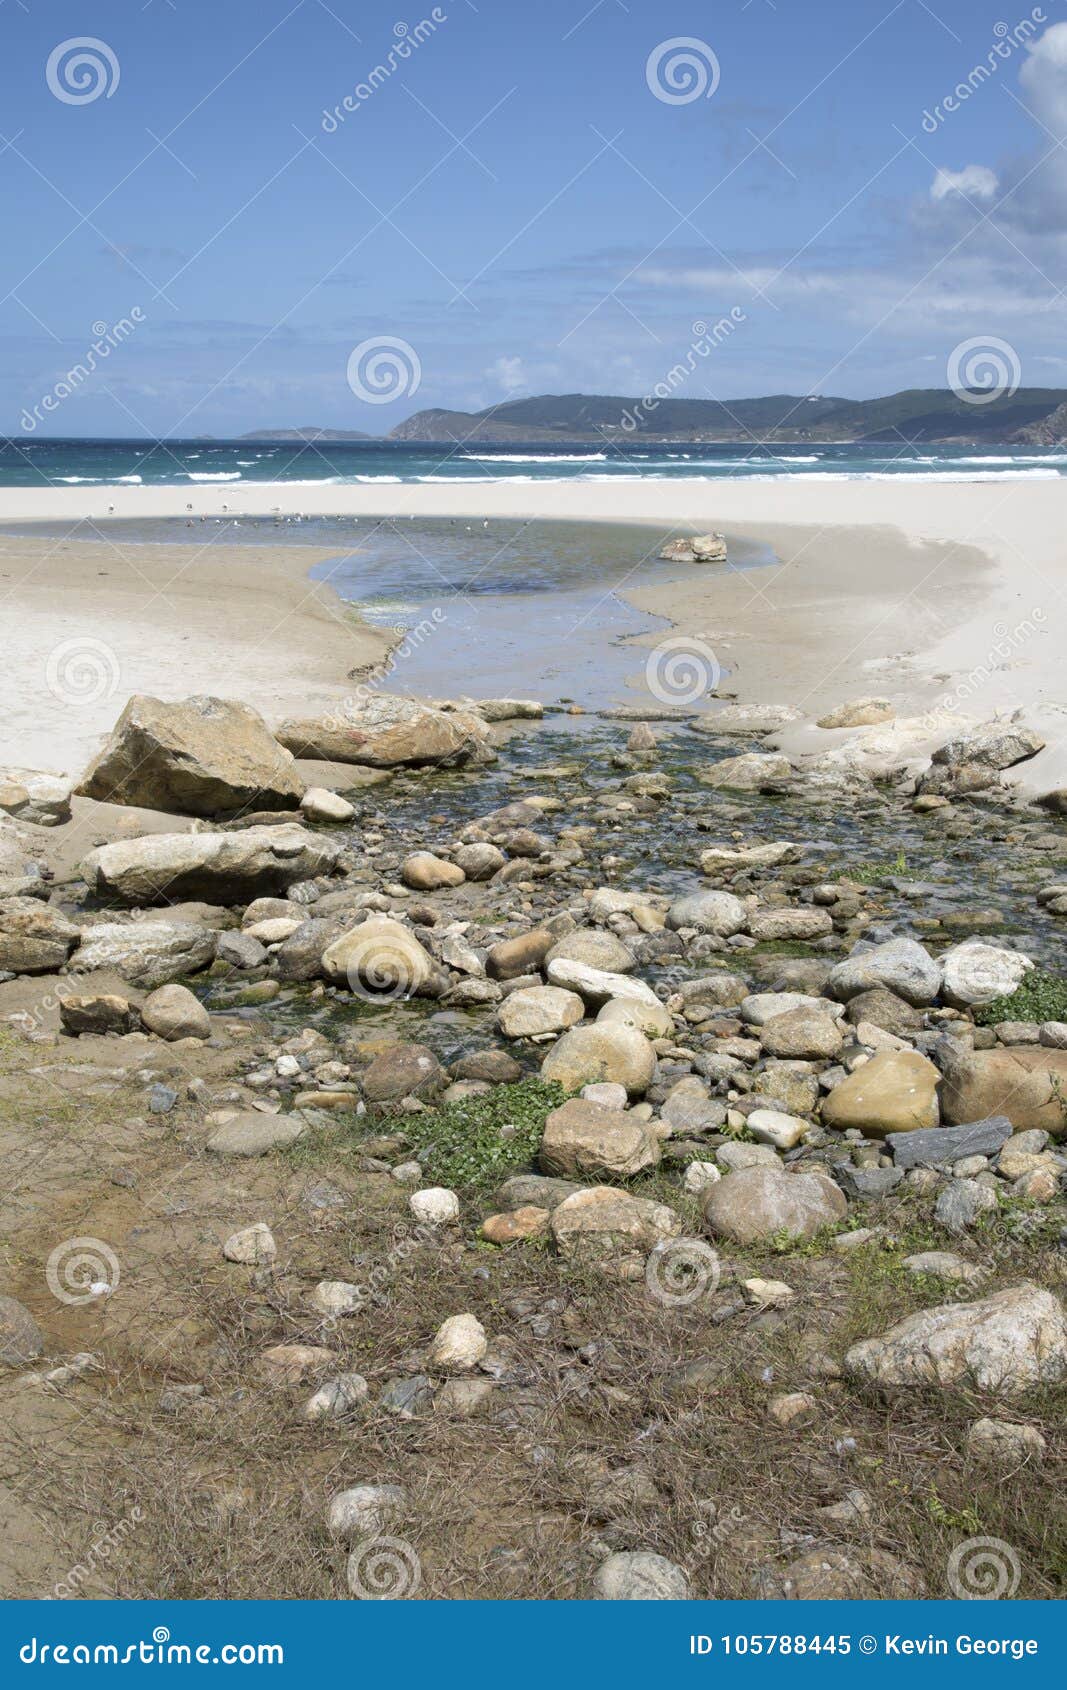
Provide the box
[321,917,435,997]
[821,1049,940,1137]
[486,927,555,981]
[140,983,211,1041]
[697,753,792,790]
[540,1023,656,1097]
[827,938,942,1007]
[0,898,79,974]
[845,1283,1067,1394]
[746,907,834,942]
[540,1098,660,1180]
[77,694,304,817]
[73,919,217,988]
[79,824,340,905]
[551,1186,681,1260]
[938,1042,1067,1137]
[360,1042,447,1103]
[759,1005,844,1060]
[545,930,635,973]
[703,1165,846,1244]
[940,939,1034,1008]
[932,722,1045,772]
[276,693,492,768]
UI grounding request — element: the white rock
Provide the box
[684,1160,721,1194]
[409,1187,460,1225]
[300,786,355,823]
[546,956,661,1009]
[304,1373,369,1421]
[940,939,1035,1008]
[581,1081,629,1109]
[428,1312,487,1372]
[593,1551,691,1600]
[309,1281,363,1316]
[747,1108,810,1150]
[326,1483,406,1541]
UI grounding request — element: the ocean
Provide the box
[2,437,1066,488]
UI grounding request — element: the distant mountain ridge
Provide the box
[388,389,1067,445]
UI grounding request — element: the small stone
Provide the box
[965,1418,1046,1466]
[327,1484,406,1541]
[747,1107,809,1150]
[409,1187,460,1226]
[300,787,354,823]
[744,1278,795,1308]
[767,1390,817,1425]
[222,1223,276,1265]
[683,1160,721,1194]
[428,1312,487,1372]
[592,1551,690,1600]
[309,1281,363,1317]
[935,1178,997,1233]
[481,1206,550,1244]
[258,1344,336,1385]
[401,851,465,891]
[304,1373,369,1421]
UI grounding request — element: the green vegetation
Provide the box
[972,967,1067,1027]
[406,1077,565,1195]
[847,850,912,885]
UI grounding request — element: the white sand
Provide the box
[1,475,1064,794]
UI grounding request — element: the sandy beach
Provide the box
[1,475,1064,789]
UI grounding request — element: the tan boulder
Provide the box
[486,926,555,980]
[276,692,492,768]
[938,1044,1067,1137]
[77,694,304,817]
[540,1097,660,1180]
[845,1283,1067,1394]
[551,1185,681,1260]
[540,1022,656,1097]
[321,917,434,996]
[759,1005,843,1060]
[401,852,465,891]
[817,698,894,729]
[79,824,340,905]
[141,982,211,1041]
[703,1165,847,1244]
[496,985,584,1038]
[821,1050,940,1137]
[0,897,79,974]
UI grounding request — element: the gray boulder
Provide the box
[80,824,341,905]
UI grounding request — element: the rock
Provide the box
[843,988,922,1039]
[277,692,491,768]
[545,930,635,973]
[223,1223,276,1264]
[540,1022,656,1097]
[77,694,305,817]
[428,1313,487,1372]
[206,1112,307,1156]
[582,1081,629,1109]
[59,993,137,1036]
[453,1049,523,1084]
[886,1115,1011,1169]
[821,1050,940,1137]
[597,997,675,1039]
[845,1283,1067,1394]
[817,698,894,729]
[965,1418,1046,1465]
[309,1282,363,1317]
[461,696,543,722]
[496,985,584,1038]
[747,908,834,943]
[452,842,504,880]
[940,939,1034,1007]
[80,824,340,905]
[747,1108,809,1150]
[409,1188,460,1226]
[756,1545,920,1601]
[593,1551,690,1600]
[0,898,79,974]
[401,851,465,891]
[0,770,71,827]
[304,1373,369,1421]
[934,1178,997,1233]
[481,1206,550,1244]
[495,1174,582,1212]
[361,1043,446,1103]
[299,786,354,823]
[217,931,268,969]
[551,1186,681,1260]
[938,1044,1067,1135]
[828,938,942,1007]
[257,1344,337,1386]
[698,752,793,790]
[836,1165,904,1201]
[73,920,217,989]
[540,1097,660,1180]
[327,1484,406,1541]
[485,927,556,981]
[545,957,660,1010]
[140,982,211,1041]
[677,973,750,1012]
[760,1006,843,1061]
[703,1165,846,1244]
[666,890,746,935]
[767,1389,816,1424]
[741,992,838,1026]
[684,1160,721,1194]
[903,1251,988,1286]
[0,1295,43,1366]
[932,721,1045,772]
[321,918,434,996]
[700,841,798,872]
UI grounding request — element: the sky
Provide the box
[3,0,1067,436]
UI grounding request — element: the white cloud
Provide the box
[930,165,998,201]
[488,355,525,394]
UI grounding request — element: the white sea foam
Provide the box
[186,471,243,482]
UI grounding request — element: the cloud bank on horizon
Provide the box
[3,0,1067,437]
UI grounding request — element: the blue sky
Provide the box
[3,0,1066,435]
